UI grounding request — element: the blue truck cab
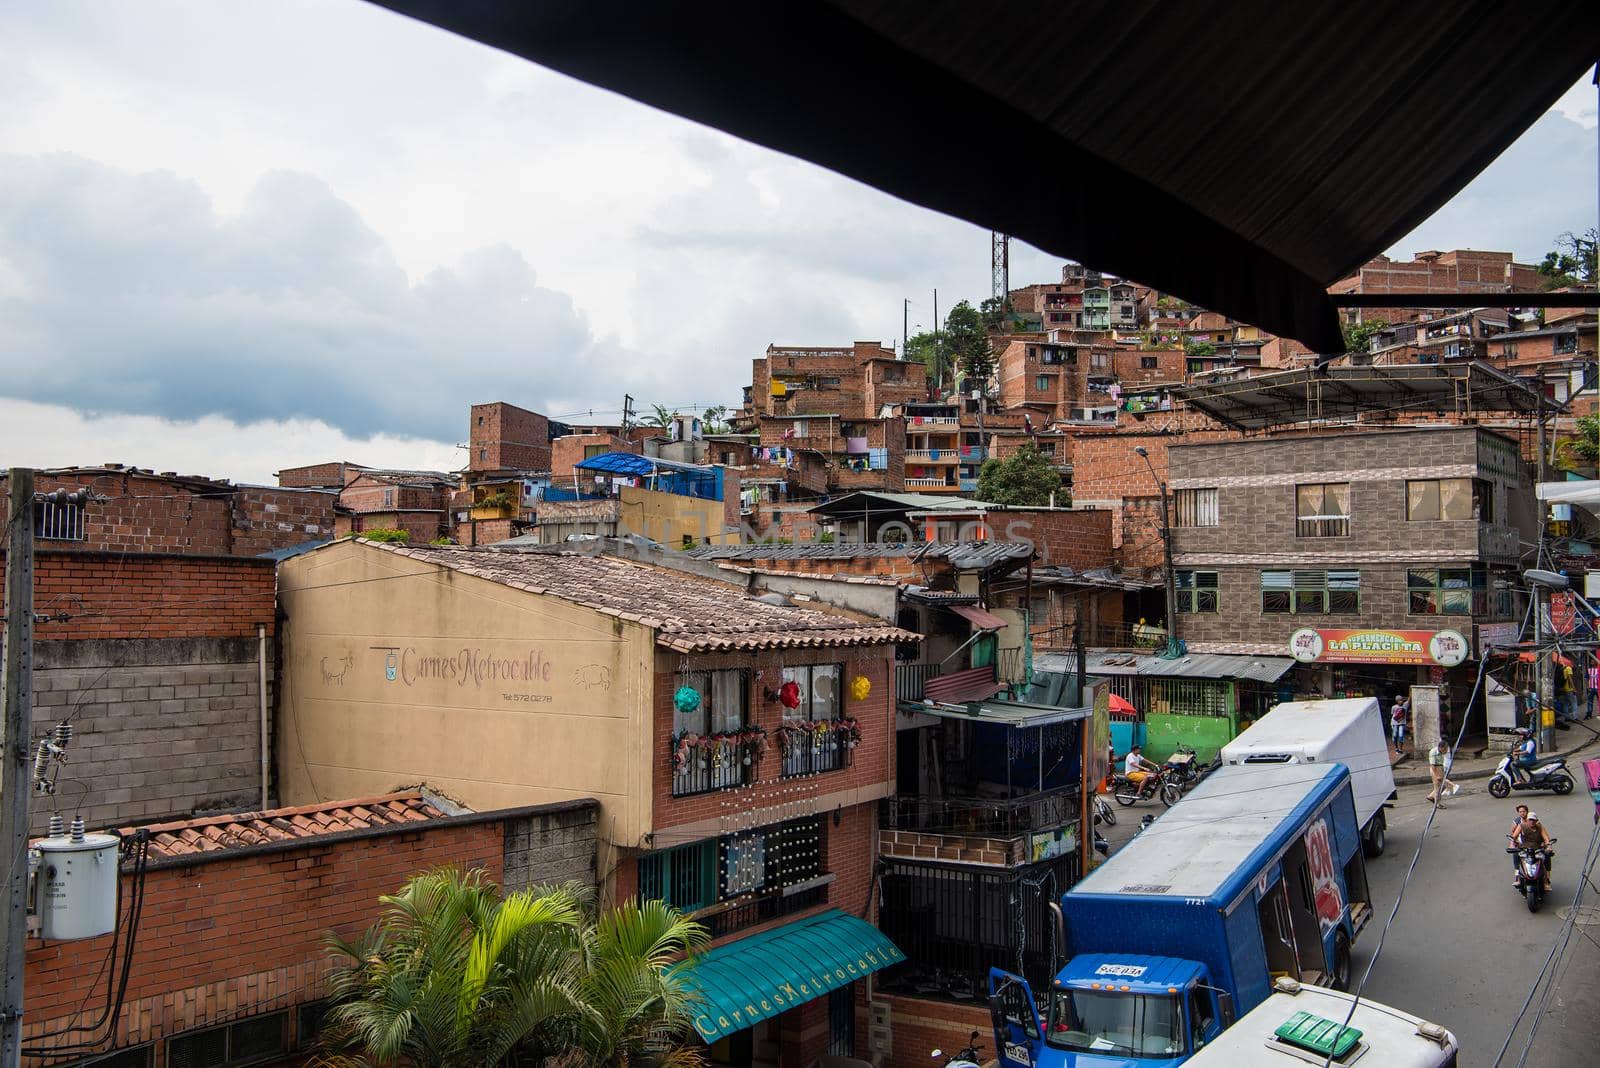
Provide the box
[989,763,1371,1068]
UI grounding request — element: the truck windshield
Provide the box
[1044,989,1184,1059]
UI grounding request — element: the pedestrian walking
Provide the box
[1425,742,1461,806]
[1389,695,1407,750]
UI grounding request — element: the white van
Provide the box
[1220,698,1396,856]
[1186,978,1458,1067]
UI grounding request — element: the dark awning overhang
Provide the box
[369,1,1597,352]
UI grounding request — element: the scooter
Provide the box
[1487,731,1575,799]
[1507,835,1557,913]
[931,1031,985,1068]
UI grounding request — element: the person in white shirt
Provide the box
[1124,745,1159,788]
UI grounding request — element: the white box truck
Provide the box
[1220,697,1396,857]
[1185,977,1458,1067]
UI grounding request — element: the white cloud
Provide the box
[0,397,457,485]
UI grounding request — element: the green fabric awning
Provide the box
[673,908,905,1042]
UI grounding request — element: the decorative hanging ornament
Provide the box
[674,686,702,714]
[851,675,872,702]
[779,680,802,709]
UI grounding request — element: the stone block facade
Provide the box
[502,803,601,890]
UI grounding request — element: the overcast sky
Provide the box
[1,2,1595,484]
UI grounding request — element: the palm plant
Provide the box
[644,404,677,429]
[315,868,708,1068]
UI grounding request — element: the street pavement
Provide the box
[1095,731,1600,1065]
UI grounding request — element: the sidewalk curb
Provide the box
[1392,725,1600,787]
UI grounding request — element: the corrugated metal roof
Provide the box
[684,540,1033,570]
[1036,650,1295,684]
[574,451,714,475]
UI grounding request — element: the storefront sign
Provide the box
[1476,621,1521,655]
[1289,628,1468,667]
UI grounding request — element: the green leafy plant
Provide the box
[1537,228,1597,289]
[477,490,514,511]
[1559,414,1600,468]
[1341,317,1388,355]
[975,445,1062,507]
[1183,339,1217,359]
[946,300,997,388]
[431,535,456,546]
[317,868,708,1068]
[357,528,410,543]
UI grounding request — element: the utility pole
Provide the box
[991,231,1010,306]
[621,394,634,433]
[933,289,941,394]
[902,299,909,362]
[1135,448,1181,658]
[1,467,35,1067]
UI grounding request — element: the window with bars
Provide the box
[166,1013,288,1068]
[1173,488,1218,527]
[34,501,86,541]
[1407,567,1487,615]
[1295,483,1350,537]
[781,664,841,722]
[1035,375,1052,391]
[1262,570,1360,614]
[638,817,826,917]
[1140,356,1158,369]
[673,669,748,736]
[1175,570,1218,613]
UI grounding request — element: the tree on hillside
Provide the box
[644,404,676,429]
[318,867,708,1068]
[904,330,946,384]
[945,300,996,391]
[975,445,1062,507]
[1342,317,1388,354]
[1560,413,1600,468]
[702,405,730,434]
[1537,229,1598,289]
[979,296,1010,331]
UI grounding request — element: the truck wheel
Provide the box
[1550,773,1574,796]
[1487,775,1511,799]
[1362,811,1386,858]
[1330,931,1352,991]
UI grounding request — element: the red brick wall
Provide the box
[875,994,992,1068]
[552,433,635,482]
[4,552,276,640]
[274,462,364,489]
[230,488,337,555]
[22,822,503,1058]
[986,509,1114,570]
[470,401,552,472]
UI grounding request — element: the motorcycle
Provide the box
[931,1031,985,1068]
[1113,767,1181,808]
[1507,834,1557,913]
[1162,745,1220,795]
[1487,730,1575,799]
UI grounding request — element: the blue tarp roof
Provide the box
[574,451,715,476]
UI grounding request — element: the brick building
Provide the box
[1,549,277,833]
[1167,426,1537,728]
[21,792,598,1066]
[3,467,336,558]
[276,540,917,1067]
[757,414,906,494]
[551,431,638,483]
[273,461,367,490]
[333,469,457,543]
[1330,249,1543,327]
[745,343,927,421]
[469,400,552,473]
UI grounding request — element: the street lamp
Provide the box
[1135,446,1181,658]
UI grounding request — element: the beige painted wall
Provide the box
[277,540,654,846]
[617,486,735,546]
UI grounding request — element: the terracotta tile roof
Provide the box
[367,542,918,653]
[130,791,449,860]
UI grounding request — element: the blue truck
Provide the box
[988,762,1371,1068]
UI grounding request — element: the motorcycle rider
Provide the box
[1511,810,1554,892]
[1508,804,1530,881]
[1124,744,1160,789]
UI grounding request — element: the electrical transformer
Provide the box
[34,822,118,941]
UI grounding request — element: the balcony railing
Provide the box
[670,737,759,797]
[907,415,960,425]
[905,477,958,490]
[997,646,1027,685]
[780,723,850,777]
[906,450,959,464]
[880,783,1080,839]
[896,662,944,701]
[698,880,830,939]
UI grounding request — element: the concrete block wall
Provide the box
[502,801,601,891]
[28,637,272,832]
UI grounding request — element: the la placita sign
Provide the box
[1289,628,1468,667]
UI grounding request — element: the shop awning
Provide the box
[675,909,904,1042]
[948,604,1008,632]
[910,698,1092,729]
